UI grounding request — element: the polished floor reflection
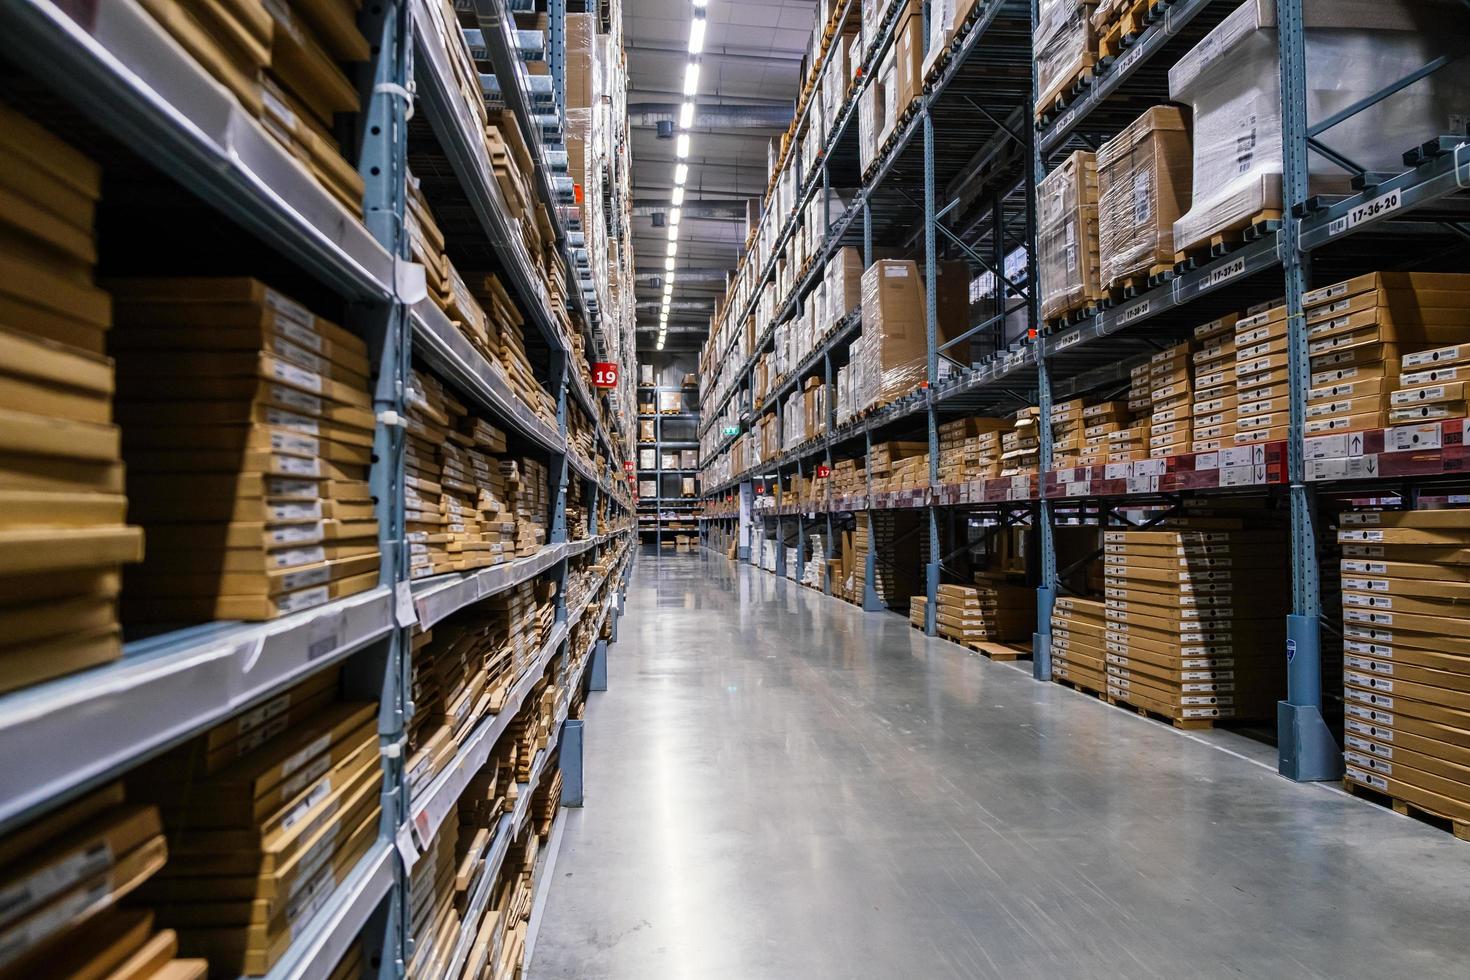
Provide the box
[529,554,1470,980]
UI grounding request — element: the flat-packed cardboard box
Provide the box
[1099,110,1187,287]
[1039,151,1104,321]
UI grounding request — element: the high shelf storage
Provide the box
[0,0,639,976]
[698,0,1470,798]
[636,355,703,551]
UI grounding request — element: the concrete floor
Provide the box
[529,553,1470,980]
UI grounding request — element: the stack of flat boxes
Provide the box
[1147,342,1192,458]
[475,275,558,428]
[0,110,144,694]
[137,0,368,218]
[1079,401,1130,465]
[0,781,208,977]
[1051,399,1085,467]
[111,279,379,622]
[1391,340,1470,425]
[1189,315,1240,452]
[406,607,515,801]
[1102,525,1287,725]
[1325,272,1470,427]
[1339,509,1470,824]
[1051,595,1108,693]
[405,803,458,979]
[131,680,381,975]
[1109,363,1153,462]
[1306,274,1470,435]
[258,1,369,217]
[502,457,548,559]
[1232,305,1292,445]
[406,371,456,577]
[870,441,927,491]
[935,579,1033,648]
[1000,426,1039,477]
[939,418,1002,483]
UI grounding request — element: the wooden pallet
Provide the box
[1043,298,1101,332]
[1105,694,1218,731]
[1035,60,1097,123]
[969,641,1029,662]
[1173,210,1283,270]
[1343,778,1470,842]
[1095,0,1159,62]
[1054,675,1107,699]
[1102,263,1174,302]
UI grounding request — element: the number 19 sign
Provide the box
[593,362,619,389]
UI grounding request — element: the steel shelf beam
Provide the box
[0,587,394,832]
[1298,144,1470,252]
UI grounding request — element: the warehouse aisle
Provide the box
[529,555,1470,980]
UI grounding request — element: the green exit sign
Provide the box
[722,425,740,436]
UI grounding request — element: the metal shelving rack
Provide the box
[0,0,639,976]
[699,0,1470,783]
[637,365,702,549]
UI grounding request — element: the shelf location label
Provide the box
[593,362,619,389]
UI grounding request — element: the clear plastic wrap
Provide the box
[1034,0,1097,113]
[1171,0,1470,253]
[857,260,929,411]
[1038,150,1103,321]
[1097,106,1192,288]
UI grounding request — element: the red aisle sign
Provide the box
[593,362,619,389]
[817,464,831,479]
[755,485,765,495]
[624,460,635,474]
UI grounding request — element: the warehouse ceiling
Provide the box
[626,0,818,353]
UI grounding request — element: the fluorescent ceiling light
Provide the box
[665,257,676,271]
[665,271,677,286]
[674,163,688,185]
[676,134,690,159]
[669,208,682,226]
[672,185,685,205]
[693,0,707,8]
[688,16,706,54]
[667,225,679,243]
[666,241,678,256]
[683,63,700,96]
[678,101,695,129]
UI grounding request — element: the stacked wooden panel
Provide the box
[1234,305,1291,446]
[1051,595,1107,693]
[1101,524,1288,727]
[405,803,460,979]
[1339,508,1470,827]
[1307,272,1470,430]
[110,278,379,622]
[0,783,203,978]
[1079,401,1130,465]
[935,579,1034,649]
[0,108,144,694]
[130,674,381,976]
[1190,314,1240,453]
[1147,341,1192,458]
[138,0,368,215]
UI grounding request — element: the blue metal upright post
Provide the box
[590,638,608,691]
[357,2,410,974]
[560,719,585,806]
[1029,0,1054,681]
[922,105,940,638]
[1276,0,1340,782]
